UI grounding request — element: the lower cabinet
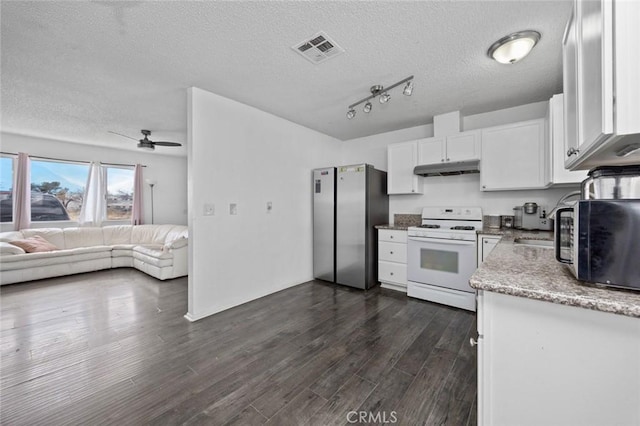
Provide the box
[476,234,500,266]
[378,229,407,293]
[476,290,640,426]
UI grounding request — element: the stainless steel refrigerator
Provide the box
[313,164,389,289]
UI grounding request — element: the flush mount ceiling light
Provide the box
[346,75,414,119]
[487,30,541,64]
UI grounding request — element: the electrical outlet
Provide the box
[267,201,272,213]
[230,203,237,215]
[203,204,215,216]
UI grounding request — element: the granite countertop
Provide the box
[375,224,410,231]
[470,233,640,318]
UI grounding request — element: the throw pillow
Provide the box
[9,235,59,253]
[0,241,26,255]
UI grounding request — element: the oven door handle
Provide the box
[408,237,475,246]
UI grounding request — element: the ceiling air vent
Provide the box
[292,31,345,65]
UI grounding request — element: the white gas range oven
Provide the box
[407,207,483,312]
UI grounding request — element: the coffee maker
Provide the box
[513,202,553,231]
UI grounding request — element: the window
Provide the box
[0,156,14,222]
[105,166,134,220]
[30,159,89,221]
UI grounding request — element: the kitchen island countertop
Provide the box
[470,231,640,318]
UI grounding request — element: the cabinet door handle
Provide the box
[390,272,394,276]
[390,251,394,255]
[441,159,444,162]
[484,240,488,244]
[390,235,394,239]
[446,158,450,161]
[469,338,478,347]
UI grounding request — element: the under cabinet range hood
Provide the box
[413,159,480,177]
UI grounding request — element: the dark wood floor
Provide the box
[0,269,477,425]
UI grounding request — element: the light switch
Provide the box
[203,204,215,216]
[230,203,237,215]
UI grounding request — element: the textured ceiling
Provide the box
[1,1,572,156]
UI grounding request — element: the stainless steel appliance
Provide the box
[514,203,553,231]
[555,199,640,291]
[313,164,389,289]
[407,207,483,311]
[581,165,640,199]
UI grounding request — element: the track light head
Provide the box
[363,102,372,113]
[379,92,391,104]
[346,108,356,119]
[403,81,413,96]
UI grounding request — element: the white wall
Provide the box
[187,87,340,321]
[340,100,579,219]
[0,132,187,230]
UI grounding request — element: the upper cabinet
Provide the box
[387,141,422,194]
[548,94,588,185]
[417,130,480,165]
[563,0,640,169]
[480,119,550,191]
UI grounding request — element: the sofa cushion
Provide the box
[0,231,24,242]
[132,246,173,267]
[0,242,26,255]
[131,224,175,245]
[103,225,132,245]
[9,235,59,253]
[21,228,65,248]
[0,246,112,271]
[63,227,105,248]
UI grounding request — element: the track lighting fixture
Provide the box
[346,75,414,120]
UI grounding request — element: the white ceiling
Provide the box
[1,1,572,157]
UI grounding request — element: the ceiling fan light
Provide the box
[403,81,413,96]
[346,108,356,119]
[379,92,391,104]
[137,142,155,151]
[488,30,541,64]
[363,102,372,113]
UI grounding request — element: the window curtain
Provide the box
[131,164,143,225]
[14,152,31,231]
[78,162,106,226]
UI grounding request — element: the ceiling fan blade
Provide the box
[108,130,139,141]
[152,141,182,147]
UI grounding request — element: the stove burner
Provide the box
[450,226,475,231]
[419,224,441,229]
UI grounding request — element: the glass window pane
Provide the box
[420,248,459,273]
[106,167,134,220]
[31,160,88,221]
[0,157,13,223]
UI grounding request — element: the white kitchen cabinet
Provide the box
[387,141,422,194]
[563,0,640,169]
[477,290,640,426]
[476,234,500,266]
[377,229,407,293]
[480,119,550,191]
[548,94,587,185]
[417,130,480,165]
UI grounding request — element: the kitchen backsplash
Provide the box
[393,214,421,227]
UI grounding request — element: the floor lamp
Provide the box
[145,179,156,224]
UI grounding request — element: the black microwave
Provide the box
[555,199,640,291]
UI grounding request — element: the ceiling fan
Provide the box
[109,129,182,151]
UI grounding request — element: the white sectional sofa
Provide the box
[0,224,188,285]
